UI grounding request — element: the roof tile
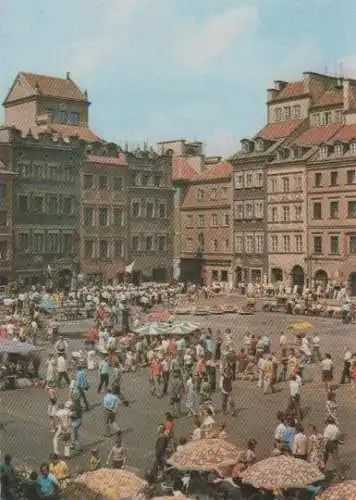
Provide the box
[255,120,303,141]
[192,161,232,181]
[273,81,306,101]
[86,154,126,166]
[172,156,201,181]
[29,123,100,143]
[21,72,86,101]
[294,124,342,147]
[332,124,356,142]
[313,89,343,107]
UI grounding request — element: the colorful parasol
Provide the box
[134,322,167,335]
[63,468,147,499]
[288,321,314,330]
[149,310,174,321]
[240,455,324,490]
[168,438,241,476]
[316,481,356,500]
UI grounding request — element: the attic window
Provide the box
[350,142,356,155]
[334,144,344,156]
[255,139,264,152]
[241,140,251,153]
[319,145,328,159]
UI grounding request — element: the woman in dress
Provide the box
[307,424,325,470]
[45,353,57,388]
[185,373,198,417]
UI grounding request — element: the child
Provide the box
[89,449,101,471]
[326,389,338,424]
[107,434,126,469]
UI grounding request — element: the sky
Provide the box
[0,0,355,157]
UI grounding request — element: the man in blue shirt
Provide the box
[98,356,110,393]
[37,462,59,499]
[103,389,121,437]
[75,365,90,411]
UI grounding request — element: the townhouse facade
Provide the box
[180,160,233,286]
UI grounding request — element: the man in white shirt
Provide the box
[279,332,287,348]
[323,417,344,479]
[57,355,70,388]
[257,356,265,388]
[291,424,308,459]
[289,374,301,421]
[311,334,321,363]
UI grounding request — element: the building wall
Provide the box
[4,100,37,130]
[0,170,15,284]
[267,163,307,283]
[38,97,89,126]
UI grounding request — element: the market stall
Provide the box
[0,339,42,390]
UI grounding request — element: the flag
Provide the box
[125,261,135,274]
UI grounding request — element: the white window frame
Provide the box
[235,234,243,253]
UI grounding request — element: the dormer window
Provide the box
[255,139,264,152]
[319,145,329,159]
[334,143,344,156]
[241,140,251,153]
[350,142,356,155]
[297,147,304,158]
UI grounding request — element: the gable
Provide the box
[3,73,36,105]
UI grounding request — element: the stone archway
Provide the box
[271,267,283,283]
[291,265,305,293]
[349,272,356,297]
[314,269,328,287]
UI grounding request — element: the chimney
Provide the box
[267,88,278,101]
[274,80,287,91]
[66,71,71,80]
[343,79,353,112]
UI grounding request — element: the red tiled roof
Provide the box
[313,89,343,107]
[193,161,232,181]
[21,72,86,101]
[86,154,126,166]
[172,156,201,181]
[255,120,303,141]
[294,124,342,147]
[28,123,100,143]
[332,124,356,142]
[274,81,306,101]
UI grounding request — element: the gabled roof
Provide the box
[5,72,87,104]
[86,154,126,166]
[332,124,356,142]
[172,156,201,181]
[313,89,343,107]
[192,161,232,181]
[255,120,303,141]
[294,124,342,147]
[273,81,306,101]
[27,123,100,143]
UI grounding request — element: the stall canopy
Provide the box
[39,300,57,310]
[0,340,41,355]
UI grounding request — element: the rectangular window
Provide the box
[99,240,109,258]
[211,214,218,226]
[186,215,193,227]
[99,176,108,189]
[348,201,356,218]
[283,235,290,252]
[347,170,355,184]
[224,214,230,226]
[33,196,43,212]
[234,174,243,189]
[84,207,94,226]
[271,235,278,252]
[132,202,140,217]
[186,238,193,251]
[114,240,124,257]
[313,236,322,254]
[255,235,263,253]
[245,236,254,253]
[271,178,278,193]
[141,174,150,186]
[210,188,217,200]
[293,105,301,119]
[235,235,243,253]
[349,235,356,254]
[274,107,282,121]
[84,240,94,259]
[234,203,243,219]
[132,236,140,251]
[47,196,58,214]
[313,202,322,219]
[284,106,291,120]
[295,205,302,221]
[330,201,339,218]
[83,174,94,188]
[330,171,338,185]
[272,207,277,222]
[221,187,228,199]
[33,233,44,253]
[245,203,253,218]
[335,144,343,156]
[212,239,218,252]
[246,173,253,187]
[47,233,59,253]
[0,211,7,226]
[198,214,204,227]
[98,207,108,226]
[113,208,123,226]
[158,236,166,251]
[153,176,161,187]
[282,177,290,192]
[159,204,166,218]
[58,110,67,123]
[146,203,154,218]
[283,206,290,222]
[295,235,303,252]
[314,173,322,187]
[224,239,229,252]
[330,235,339,254]
[18,233,29,252]
[295,176,302,191]
[18,195,28,212]
[351,143,356,155]
[63,197,73,214]
[0,184,7,203]
[63,233,74,253]
[145,236,153,251]
[255,201,263,219]
[197,189,204,200]
[69,111,80,125]
[114,177,123,190]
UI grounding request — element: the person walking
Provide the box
[69,400,83,453]
[291,424,308,460]
[53,402,71,459]
[75,365,90,411]
[220,371,235,416]
[321,353,334,393]
[46,353,57,388]
[57,354,70,388]
[170,370,184,417]
[323,417,344,480]
[340,347,352,384]
[98,356,110,394]
[107,433,126,469]
[103,388,121,437]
